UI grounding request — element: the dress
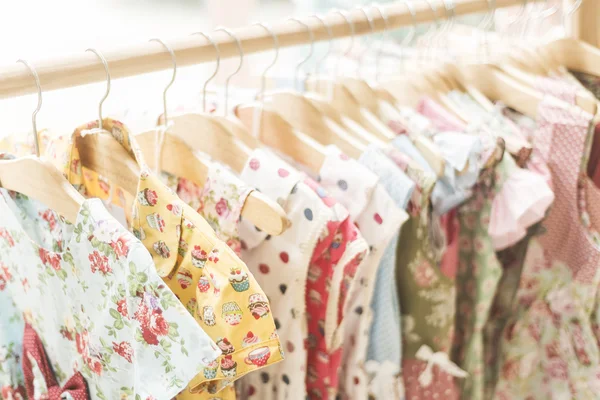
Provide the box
[316,145,409,400]
[0,174,220,400]
[36,119,283,399]
[494,99,600,399]
[301,174,369,400]
[236,149,332,400]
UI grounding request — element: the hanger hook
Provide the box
[253,23,279,99]
[563,0,583,32]
[16,59,42,157]
[422,0,441,63]
[441,0,456,59]
[311,14,333,79]
[149,38,177,126]
[85,49,111,131]
[191,32,220,113]
[330,10,355,77]
[354,7,375,78]
[478,0,496,31]
[371,4,389,81]
[287,18,314,91]
[214,27,243,116]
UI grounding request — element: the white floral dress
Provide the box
[0,177,221,400]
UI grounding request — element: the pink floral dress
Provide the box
[236,149,333,400]
[0,172,221,400]
[494,99,600,399]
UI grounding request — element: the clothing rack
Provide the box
[0,0,542,100]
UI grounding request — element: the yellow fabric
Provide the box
[24,119,284,399]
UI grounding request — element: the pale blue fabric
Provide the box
[359,146,413,367]
[392,133,482,215]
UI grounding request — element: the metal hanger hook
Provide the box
[354,6,376,78]
[252,23,279,99]
[287,18,315,91]
[214,27,244,116]
[85,48,111,131]
[149,38,177,126]
[311,14,333,79]
[371,4,390,81]
[330,10,355,77]
[191,32,220,113]
[16,59,42,157]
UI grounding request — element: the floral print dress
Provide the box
[34,119,283,399]
[393,155,465,400]
[236,149,332,400]
[0,175,221,400]
[494,100,600,399]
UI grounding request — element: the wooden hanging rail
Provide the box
[0,0,540,99]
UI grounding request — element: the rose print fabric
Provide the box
[0,181,220,400]
[392,154,466,399]
[33,119,283,398]
[236,149,332,400]
[494,99,600,399]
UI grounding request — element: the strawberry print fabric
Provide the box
[0,180,220,400]
[33,119,283,399]
[494,99,600,399]
[237,149,332,400]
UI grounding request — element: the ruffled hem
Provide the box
[489,168,555,250]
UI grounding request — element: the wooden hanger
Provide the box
[74,49,141,197]
[307,10,396,142]
[0,60,85,223]
[374,75,446,178]
[240,20,364,160]
[137,34,289,236]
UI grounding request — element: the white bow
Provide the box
[365,360,402,400]
[415,345,468,387]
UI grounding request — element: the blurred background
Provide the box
[0,0,565,139]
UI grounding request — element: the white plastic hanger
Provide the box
[0,60,85,222]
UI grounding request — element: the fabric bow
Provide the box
[415,345,468,388]
[22,323,89,400]
[364,360,403,400]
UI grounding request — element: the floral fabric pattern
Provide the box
[237,149,331,400]
[0,185,220,400]
[494,99,600,399]
[35,119,283,399]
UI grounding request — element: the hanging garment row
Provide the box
[0,0,598,399]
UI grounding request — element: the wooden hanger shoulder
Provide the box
[235,103,327,174]
[77,132,141,195]
[260,91,365,158]
[138,115,289,236]
[0,156,85,223]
